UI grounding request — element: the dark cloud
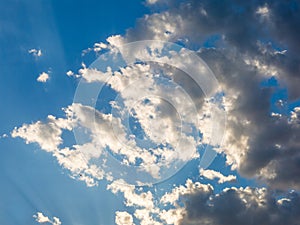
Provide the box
[179,185,300,225]
[199,47,300,190]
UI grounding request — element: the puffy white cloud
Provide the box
[29,48,42,57]
[33,212,61,225]
[115,211,134,225]
[11,115,72,152]
[34,212,51,223]
[107,180,154,209]
[11,104,107,187]
[200,168,236,184]
[37,72,49,83]
[66,70,74,77]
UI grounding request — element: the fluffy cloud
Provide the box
[66,70,74,77]
[181,186,300,225]
[12,0,300,224]
[11,115,72,152]
[115,211,134,225]
[29,48,42,57]
[37,72,50,83]
[158,179,300,225]
[11,105,108,187]
[106,178,300,225]
[107,180,154,209]
[98,0,300,190]
[200,168,236,184]
[33,212,61,225]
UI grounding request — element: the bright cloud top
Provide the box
[33,212,61,225]
[28,48,42,57]
[37,72,49,83]
[13,40,225,186]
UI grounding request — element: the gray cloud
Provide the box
[180,185,300,225]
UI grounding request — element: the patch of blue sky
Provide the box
[260,75,300,116]
[0,138,121,225]
[0,0,151,224]
[202,34,223,48]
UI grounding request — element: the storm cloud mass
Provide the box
[127,0,300,190]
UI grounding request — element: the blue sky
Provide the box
[1,0,300,225]
[0,1,148,224]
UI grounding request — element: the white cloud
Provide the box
[11,105,107,187]
[93,42,108,52]
[37,72,50,83]
[146,0,160,4]
[34,212,50,223]
[12,1,300,224]
[107,180,154,209]
[33,212,61,225]
[29,48,42,57]
[115,211,135,225]
[66,70,74,77]
[11,115,72,152]
[200,168,236,184]
[256,5,270,17]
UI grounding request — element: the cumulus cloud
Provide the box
[106,178,300,225]
[80,1,300,223]
[158,179,300,225]
[107,180,154,209]
[198,48,300,189]
[29,48,42,57]
[11,115,72,152]
[115,211,134,225]
[37,72,50,83]
[185,186,300,225]
[11,105,107,187]
[33,212,61,225]
[97,0,300,190]
[200,168,236,184]
[66,70,74,77]
[12,0,300,224]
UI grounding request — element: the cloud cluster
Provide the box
[14,39,224,185]
[12,0,300,224]
[115,211,134,225]
[91,0,300,190]
[87,1,300,223]
[107,178,300,225]
[161,179,300,225]
[12,105,107,187]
